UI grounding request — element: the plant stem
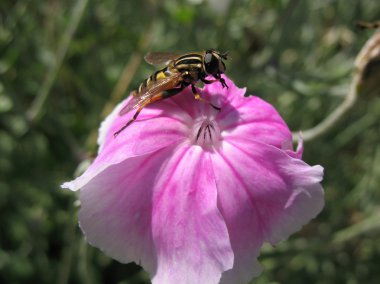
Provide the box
[27,0,89,122]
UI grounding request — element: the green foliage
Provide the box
[1,0,379,283]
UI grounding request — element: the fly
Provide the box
[114,49,228,137]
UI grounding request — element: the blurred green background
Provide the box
[1,0,380,283]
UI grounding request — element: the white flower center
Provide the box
[191,118,221,148]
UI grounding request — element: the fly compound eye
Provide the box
[204,53,219,75]
[219,60,226,73]
[204,53,213,64]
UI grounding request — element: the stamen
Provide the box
[192,119,221,148]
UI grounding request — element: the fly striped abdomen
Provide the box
[174,54,203,72]
[138,68,170,94]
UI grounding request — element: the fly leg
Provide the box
[113,86,185,137]
[191,84,221,111]
[213,74,228,89]
[114,104,147,137]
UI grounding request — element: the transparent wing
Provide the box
[144,52,180,66]
[118,91,144,116]
[119,72,183,116]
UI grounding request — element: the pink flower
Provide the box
[62,76,324,284]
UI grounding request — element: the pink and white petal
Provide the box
[212,140,324,284]
[151,144,233,284]
[202,77,293,148]
[202,75,246,109]
[77,147,172,273]
[100,96,193,153]
[220,95,292,149]
[160,87,211,120]
[78,143,234,284]
[62,100,190,192]
[282,134,304,159]
[211,149,264,284]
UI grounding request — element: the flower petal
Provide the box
[211,139,324,284]
[78,143,234,284]
[219,95,292,148]
[62,98,190,191]
[151,144,233,284]
[78,149,168,273]
[283,133,304,159]
[203,76,293,149]
[202,75,245,108]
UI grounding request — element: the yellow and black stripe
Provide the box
[138,68,170,93]
[137,52,205,94]
[173,53,203,72]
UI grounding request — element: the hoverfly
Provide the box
[113,49,228,136]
